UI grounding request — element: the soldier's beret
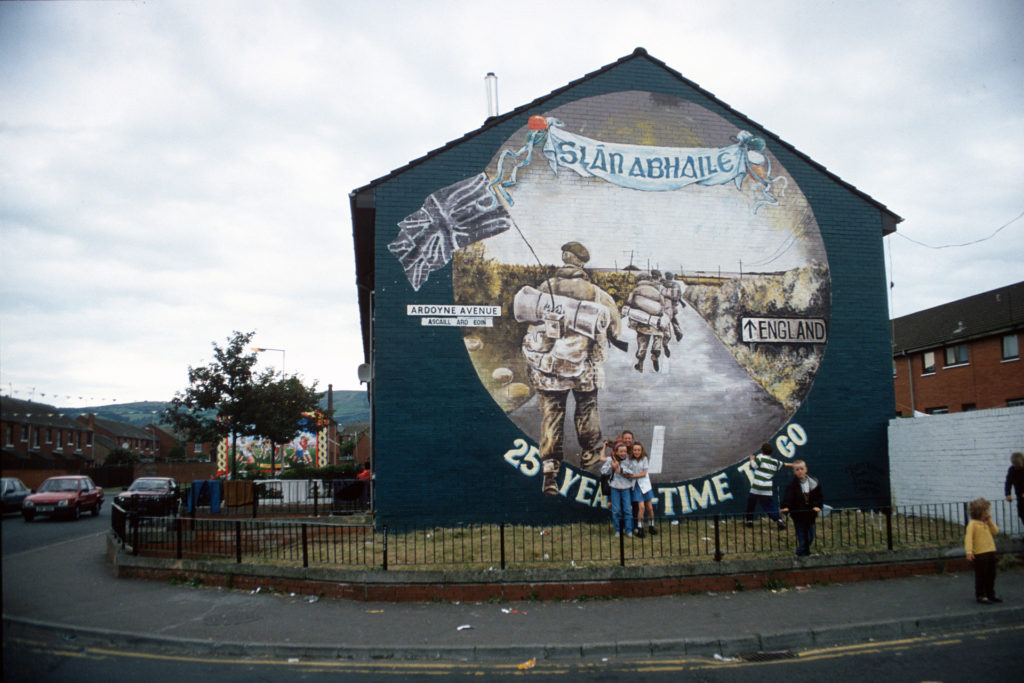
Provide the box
[560,241,590,263]
[561,240,593,262]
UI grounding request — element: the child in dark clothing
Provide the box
[780,460,823,557]
[1004,451,1024,536]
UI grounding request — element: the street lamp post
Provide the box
[252,347,285,373]
[251,346,286,477]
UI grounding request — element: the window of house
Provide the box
[55,430,62,451]
[20,425,28,442]
[926,407,949,415]
[4,425,12,447]
[922,351,935,374]
[193,443,202,453]
[1008,398,1024,408]
[31,428,39,448]
[68,431,74,445]
[1003,334,1020,361]
[962,403,976,411]
[45,428,52,444]
[944,344,968,367]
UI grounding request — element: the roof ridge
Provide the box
[349,48,900,226]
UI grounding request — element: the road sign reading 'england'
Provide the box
[741,317,827,343]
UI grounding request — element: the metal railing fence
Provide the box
[111,500,1021,571]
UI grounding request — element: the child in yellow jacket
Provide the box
[965,498,1001,604]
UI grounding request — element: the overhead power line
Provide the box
[894,209,1023,249]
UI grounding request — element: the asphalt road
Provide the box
[4,493,1022,681]
[1,494,113,556]
[4,620,1021,682]
[509,306,789,481]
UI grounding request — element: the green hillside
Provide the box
[61,390,369,428]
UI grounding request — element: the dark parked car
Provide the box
[115,477,181,516]
[22,475,103,521]
[2,477,31,512]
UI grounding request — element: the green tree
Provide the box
[165,442,187,462]
[105,447,140,466]
[339,434,360,460]
[246,375,322,476]
[163,331,319,478]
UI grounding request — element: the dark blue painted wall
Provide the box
[365,55,895,525]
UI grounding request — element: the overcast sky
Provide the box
[1,0,1022,408]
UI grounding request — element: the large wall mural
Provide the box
[389,91,830,512]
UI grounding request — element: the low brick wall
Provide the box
[2,469,78,490]
[111,532,1010,603]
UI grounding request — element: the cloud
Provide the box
[1,0,1022,405]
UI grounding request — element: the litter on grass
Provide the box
[457,624,473,631]
[517,658,536,670]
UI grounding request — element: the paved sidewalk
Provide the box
[3,531,1022,660]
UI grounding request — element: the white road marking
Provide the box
[649,425,665,473]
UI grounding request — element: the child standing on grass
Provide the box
[965,498,1001,604]
[628,442,656,538]
[780,460,822,557]
[600,441,633,537]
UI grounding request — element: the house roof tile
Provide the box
[0,397,92,431]
[892,281,1024,354]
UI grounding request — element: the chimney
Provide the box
[485,72,499,118]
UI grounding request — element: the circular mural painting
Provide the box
[451,92,830,492]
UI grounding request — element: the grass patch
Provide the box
[997,553,1020,571]
[135,508,971,572]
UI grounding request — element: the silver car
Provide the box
[2,477,31,513]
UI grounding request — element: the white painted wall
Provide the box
[888,405,1024,533]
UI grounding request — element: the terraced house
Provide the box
[892,281,1024,416]
[1,396,95,470]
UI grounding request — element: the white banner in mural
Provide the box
[542,126,748,192]
[389,117,784,292]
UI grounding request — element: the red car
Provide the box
[22,475,104,522]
